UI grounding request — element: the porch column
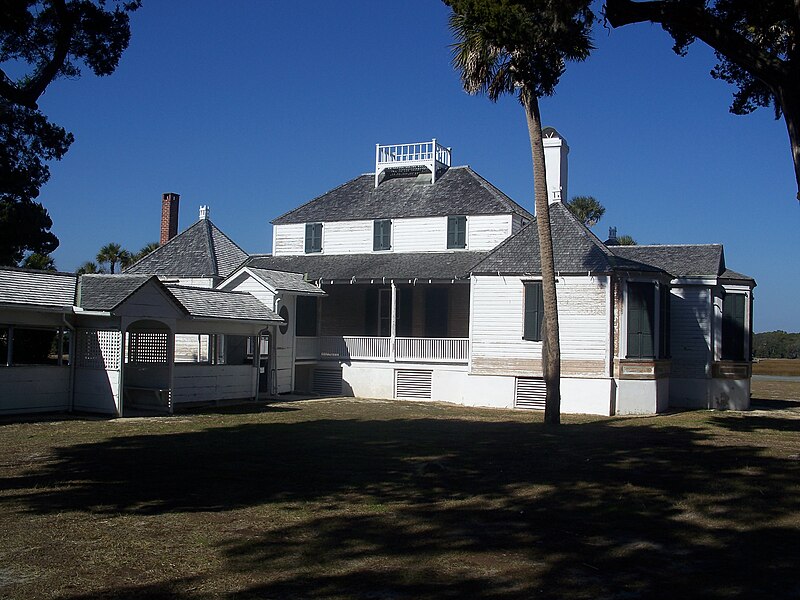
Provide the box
[390,280,397,362]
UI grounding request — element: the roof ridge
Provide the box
[463,167,534,220]
[122,218,207,272]
[0,266,78,277]
[203,219,219,276]
[271,174,366,224]
[618,243,723,248]
[165,283,251,295]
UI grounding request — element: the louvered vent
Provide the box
[515,377,546,410]
[395,369,433,399]
[313,369,343,396]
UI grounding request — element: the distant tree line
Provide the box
[754,331,800,359]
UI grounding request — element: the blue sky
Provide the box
[31,0,798,332]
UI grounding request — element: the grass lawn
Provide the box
[752,358,800,377]
[2,398,800,599]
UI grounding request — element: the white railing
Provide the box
[310,336,468,363]
[395,337,469,363]
[375,139,451,186]
[295,336,320,360]
[319,336,391,361]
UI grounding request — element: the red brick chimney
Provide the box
[160,192,180,245]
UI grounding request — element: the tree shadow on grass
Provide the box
[3,410,800,599]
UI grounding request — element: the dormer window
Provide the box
[305,223,322,253]
[447,215,466,249]
[373,219,391,251]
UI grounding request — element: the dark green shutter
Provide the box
[523,282,544,341]
[447,216,466,249]
[305,223,322,253]
[627,283,655,358]
[373,220,390,251]
[722,293,746,360]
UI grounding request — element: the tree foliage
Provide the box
[0,1,140,266]
[447,0,594,424]
[566,195,605,227]
[96,242,130,274]
[76,260,103,274]
[20,252,56,270]
[754,330,800,359]
[616,234,637,245]
[605,0,800,201]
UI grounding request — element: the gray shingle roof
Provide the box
[0,268,77,309]
[719,268,756,283]
[271,166,533,224]
[77,275,157,311]
[124,219,248,279]
[470,202,661,275]
[247,267,327,295]
[246,251,487,282]
[610,244,725,278]
[165,285,281,322]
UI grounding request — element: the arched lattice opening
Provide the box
[123,319,173,415]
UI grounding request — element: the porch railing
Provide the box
[297,336,469,363]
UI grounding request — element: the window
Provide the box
[523,281,544,341]
[296,296,318,337]
[1,326,68,366]
[305,222,322,253]
[447,215,466,249]
[627,282,655,358]
[722,292,747,360]
[373,219,391,251]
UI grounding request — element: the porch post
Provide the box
[390,280,397,362]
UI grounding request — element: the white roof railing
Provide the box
[375,139,451,187]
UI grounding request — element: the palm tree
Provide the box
[449,0,593,424]
[76,261,104,275]
[96,243,130,274]
[616,234,637,246]
[566,195,605,227]
[133,242,159,263]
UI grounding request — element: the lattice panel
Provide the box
[75,329,121,370]
[127,332,169,364]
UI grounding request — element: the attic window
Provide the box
[305,223,322,254]
[447,216,466,249]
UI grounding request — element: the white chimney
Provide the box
[542,127,569,204]
[199,205,210,220]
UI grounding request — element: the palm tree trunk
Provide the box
[523,94,561,425]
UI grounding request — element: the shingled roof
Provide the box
[245,267,327,295]
[0,268,77,309]
[165,285,281,322]
[246,251,486,282]
[124,219,248,279]
[609,244,726,278]
[470,202,661,275]
[271,166,533,225]
[77,274,164,311]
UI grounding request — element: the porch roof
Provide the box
[271,166,533,224]
[609,244,734,279]
[246,267,326,295]
[76,274,161,311]
[471,202,662,275]
[246,251,487,283]
[0,268,77,309]
[165,285,282,322]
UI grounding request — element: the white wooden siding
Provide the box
[467,214,513,250]
[74,368,120,414]
[511,214,528,235]
[225,274,277,310]
[470,274,608,375]
[275,294,295,393]
[273,223,306,255]
[172,364,256,403]
[392,217,447,252]
[0,366,70,414]
[322,220,373,254]
[670,286,711,378]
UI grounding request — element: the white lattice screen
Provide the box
[75,329,121,370]
[127,332,170,364]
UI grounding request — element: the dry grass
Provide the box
[753,358,800,377]
[2,398,800,599]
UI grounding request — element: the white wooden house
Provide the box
[220,135,755,415]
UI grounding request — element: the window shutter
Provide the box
[447,216,466,249]
[523,282,543,341]
[373,220,391,251]
[305,223,322,253]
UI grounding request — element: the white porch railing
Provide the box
[395,337,469,363]
[298,336,469,364]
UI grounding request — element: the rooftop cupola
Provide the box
[542,127,569,203]
[375,139,451,187]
